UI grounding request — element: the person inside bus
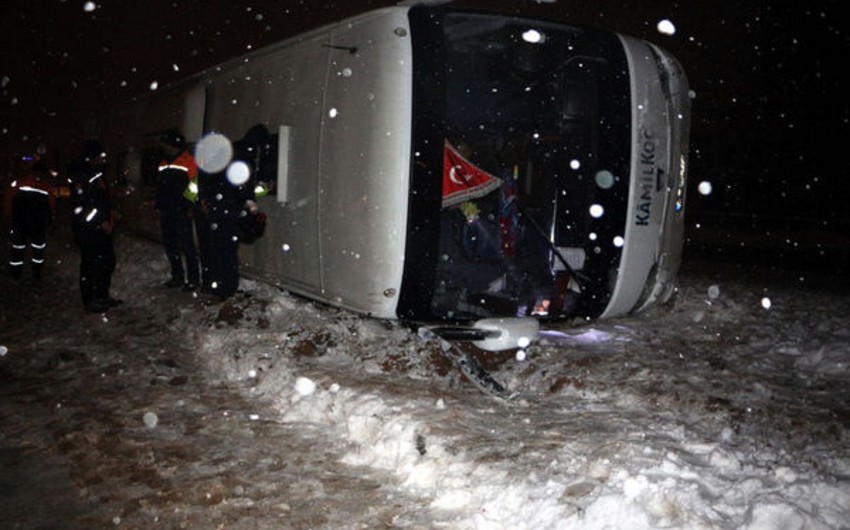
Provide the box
[436,138,513,316]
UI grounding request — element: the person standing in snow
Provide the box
[196,125,273,302]
[196,168,248,302]
[4,160,56,280]
[235,124,274,245]
[155,129,200,291]
[69,140,121,313]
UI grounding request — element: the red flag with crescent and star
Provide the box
[442,141,501,208]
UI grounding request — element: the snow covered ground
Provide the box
[1,221,849,529]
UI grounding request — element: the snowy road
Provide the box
[2,222,849,529]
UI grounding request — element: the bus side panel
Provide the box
[106,86,205,180]
[205,34,332,294]
[318,12,413,317]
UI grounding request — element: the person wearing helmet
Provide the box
[155,129,200,291]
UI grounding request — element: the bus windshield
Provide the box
[423,11,632,320]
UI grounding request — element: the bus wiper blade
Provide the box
[519,207,593,288]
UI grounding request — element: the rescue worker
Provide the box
[4,161,56,280]
[155,129,200,290]
[236,124,274,243]
[197,125,274,302]
[69,140,120,313]
[239,124,276,199]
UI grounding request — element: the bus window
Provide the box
[410,9,632,321]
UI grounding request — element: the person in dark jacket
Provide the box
[5,161,56,280]
[155,129,200,290]
[197,162,251,301]
[196,125,273,302]
[69,140,120,313]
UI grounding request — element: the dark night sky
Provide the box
[1,0,846,228]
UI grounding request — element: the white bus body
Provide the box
[101,5,690,324]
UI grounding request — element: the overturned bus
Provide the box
[99,5,691,346]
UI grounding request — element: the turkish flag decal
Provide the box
[442,141,501,208]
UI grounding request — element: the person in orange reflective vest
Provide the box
[155,129,200,290]
[5,161,56,280]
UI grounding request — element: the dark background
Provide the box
[1,0,847,267]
